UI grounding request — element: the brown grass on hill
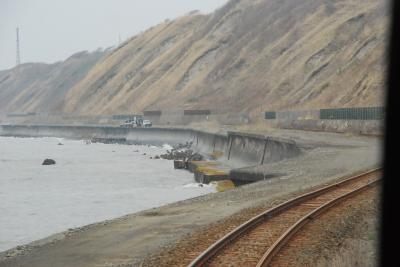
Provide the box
[62,0,388,117]
[0,0,389,117]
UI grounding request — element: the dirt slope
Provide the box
[63,0,388,116]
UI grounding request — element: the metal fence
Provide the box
[320,107,385,120]
[265,111,277,120]
[264,107,384,121]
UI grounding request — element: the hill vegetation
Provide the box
[0,0,389,118]
[0,50,106,115]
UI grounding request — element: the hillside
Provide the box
[1,0,389,118]
[0,50,106,115]
[63,0,388,117]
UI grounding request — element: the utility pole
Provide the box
[16,27,21,66]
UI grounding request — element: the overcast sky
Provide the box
[0,0,228,71]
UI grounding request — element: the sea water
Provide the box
[0,137,214,252]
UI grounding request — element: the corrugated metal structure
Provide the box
[262,107,384,135]
[264,107,385,120]
[320,107,385,120]
[112,114,143,120]
[143,110,162,116]
[265,111,277,120]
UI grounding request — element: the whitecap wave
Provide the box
[162,144,173,150]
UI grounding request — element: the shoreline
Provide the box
[0,125,382,267]
[0,136,214,254]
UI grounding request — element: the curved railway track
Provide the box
[188,169,381,267]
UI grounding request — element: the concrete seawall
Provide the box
[0,125,194,146]
[0,125,301,181]
[191,130,300,168]
[226,132,300,167]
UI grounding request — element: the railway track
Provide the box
[188,169,381,267]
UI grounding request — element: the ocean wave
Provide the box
[162,144,173,150]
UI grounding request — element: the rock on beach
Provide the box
[42,159,56,165]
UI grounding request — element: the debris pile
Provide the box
[159,141,203,162]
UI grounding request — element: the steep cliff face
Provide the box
[63,0,388,116]
[1,0,389,118]
[0,50,106,114]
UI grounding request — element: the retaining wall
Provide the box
[227,133,267,167]
[226,132,300,168]
[192,131,219,155]
[2,115,117,126]
[0,125,194,146]
[190,130,300,168]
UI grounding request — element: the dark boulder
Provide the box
[42,159,56,165]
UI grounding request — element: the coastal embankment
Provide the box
[0,125,301,183]
[0,125,381,267]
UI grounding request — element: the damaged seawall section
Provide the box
[0,125,301,182]
[192,131,300,168]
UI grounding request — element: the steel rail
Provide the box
[256,179,380,267]
[188,168,381,267]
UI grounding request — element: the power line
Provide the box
[16,27,21,66]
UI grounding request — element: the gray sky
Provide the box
[0,0,228,71]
